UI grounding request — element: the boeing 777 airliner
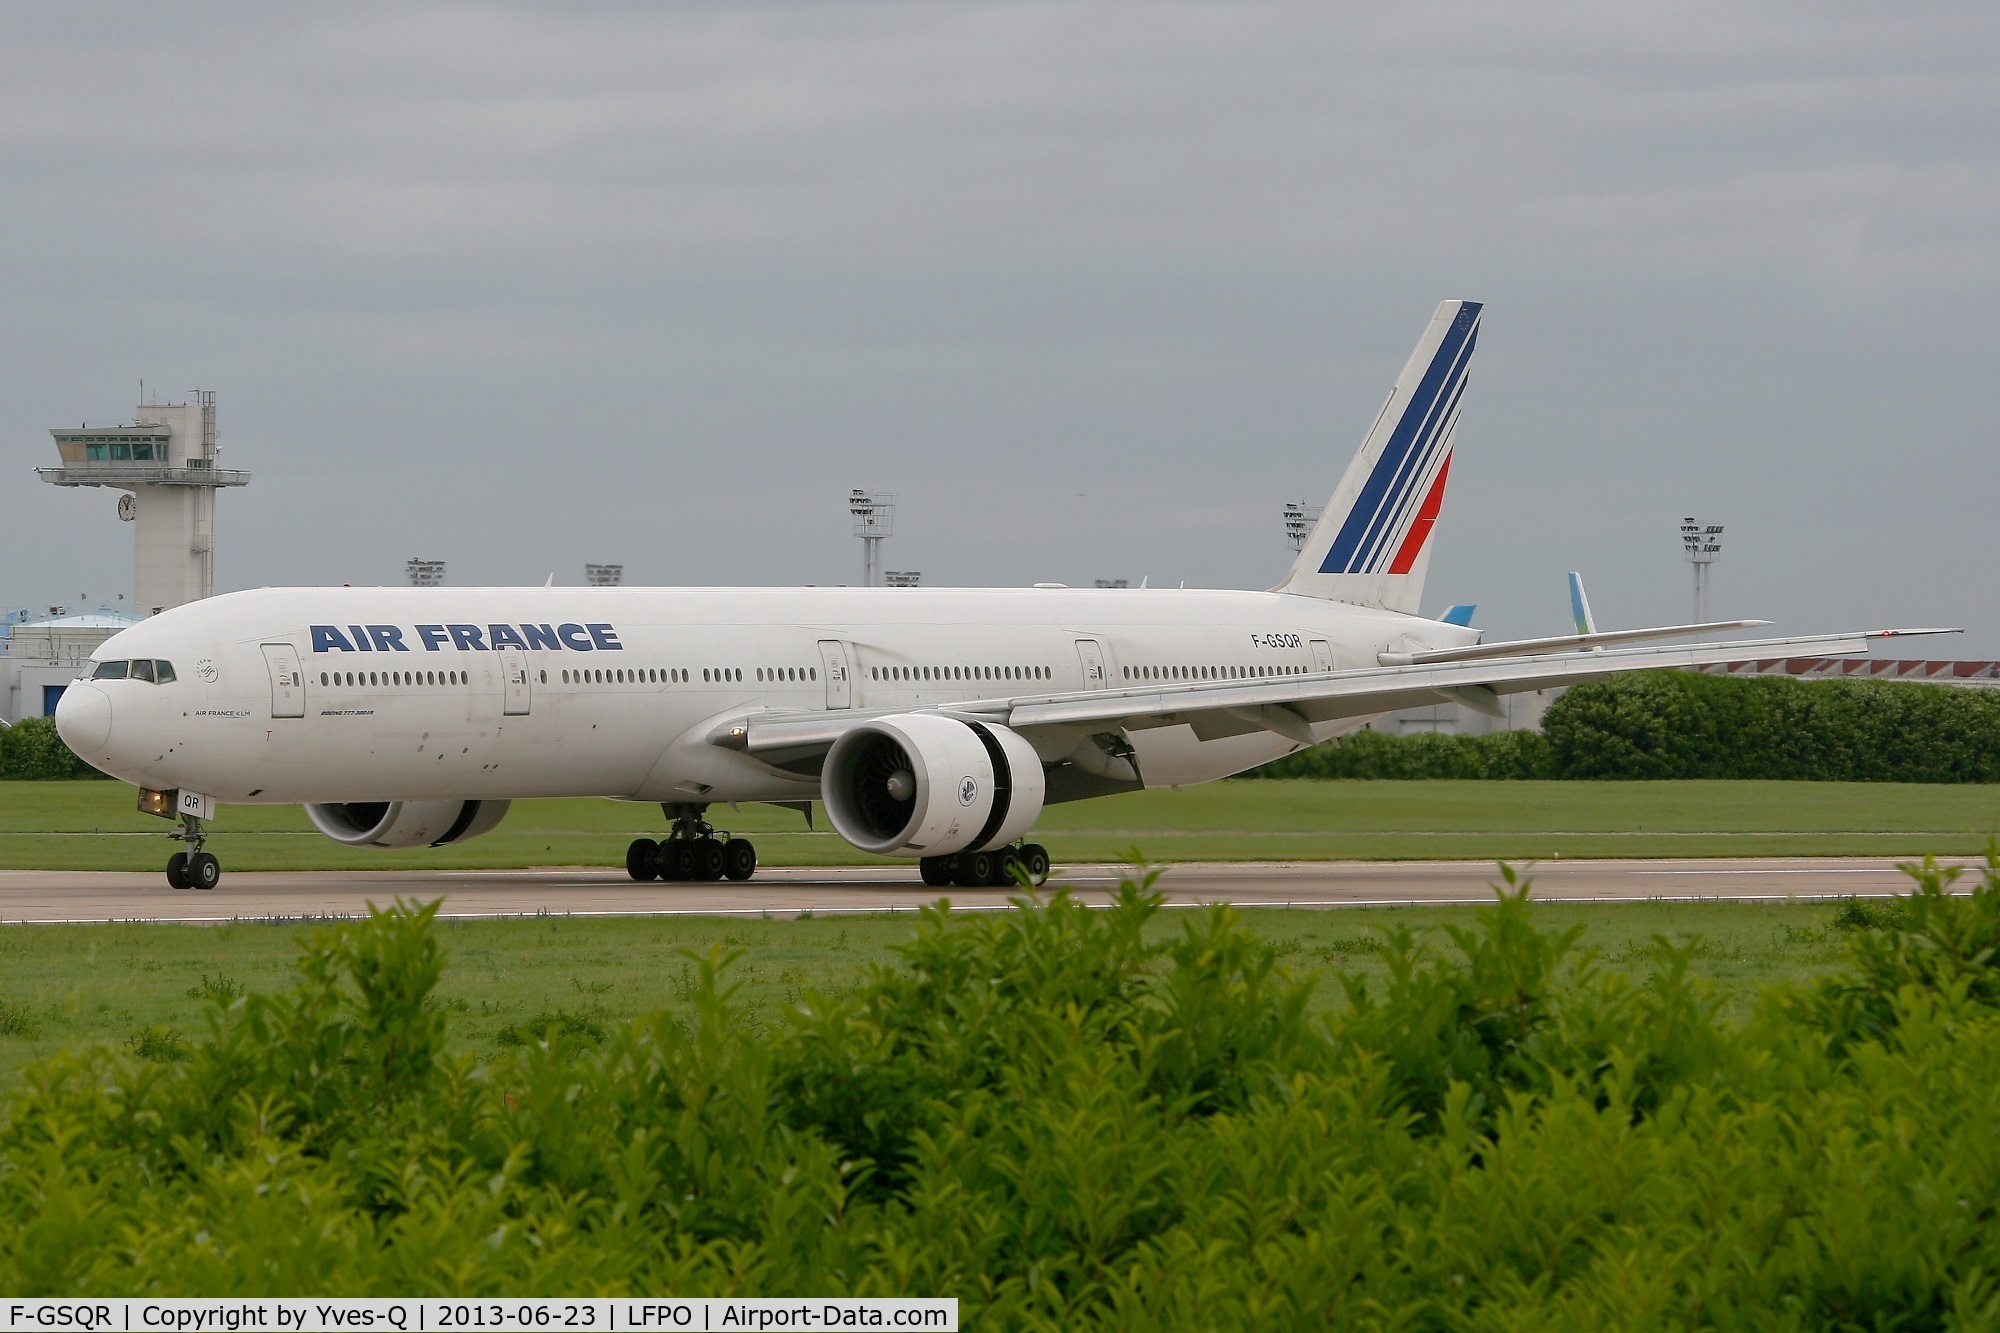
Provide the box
[54,302,1945,890]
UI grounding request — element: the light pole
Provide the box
[850,489,895,587]
[1680,518,1723,623]
[1283,501,1324,553]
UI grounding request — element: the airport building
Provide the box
[37,391,249,617]
[5,391,249,724]
[0,607,144,723]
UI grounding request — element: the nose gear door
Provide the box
[260,643,305,718]
[500,649,531,715]
[817,640,853,708]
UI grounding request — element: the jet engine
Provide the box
[305,800,511,849]
[822,714,1046,857]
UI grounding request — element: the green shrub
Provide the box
[5,867,2000,1322]
[1243,726,1554,779]
[0,716,105,780]
[1246,670,2000,781]
[1545,669,2000,781]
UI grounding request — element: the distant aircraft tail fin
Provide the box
[1567,572,1597,636]
[1440,603,1477,627]
[1280,300,1481,613]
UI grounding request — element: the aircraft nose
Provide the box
[55,683,112,755]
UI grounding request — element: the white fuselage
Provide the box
[58,585,1474,807]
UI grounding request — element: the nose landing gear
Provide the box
[626,804,759,883]
[166,815,221,890]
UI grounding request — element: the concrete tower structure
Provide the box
[39,391,250,615]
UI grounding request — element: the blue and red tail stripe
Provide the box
[1318,302,1480,575]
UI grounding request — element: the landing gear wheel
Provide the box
[955,850,997,888]
[722,838,757,882]
[919,856,954,887]
[692,837,727,881]
[626,838,660,881]
[660,841,694,881]
[166,852,191,890]
[991,848,1021,887]
[188,852,221,891]
[1019,843,1051,887]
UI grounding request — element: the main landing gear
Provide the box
[626,803,758,883]
[920,843,1051,890]
[165,814,221,891]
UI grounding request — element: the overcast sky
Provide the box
[5,1,1996,651]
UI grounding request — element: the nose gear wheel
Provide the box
[163,814,221,890]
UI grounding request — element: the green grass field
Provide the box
[0,888,1890,1092]
[4,778,1999,870]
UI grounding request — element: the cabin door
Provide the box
[500,650,531,715]
[260,643,305,718]
[1309,639,1335,673]
[1074,639,1108,689]
[818,640,853,708]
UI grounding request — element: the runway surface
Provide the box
[0,856,1971,923]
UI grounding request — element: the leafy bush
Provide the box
[1243,725,1554,779]
[0,716,105,780]
[1244,670,2000,781]
[1545,669,2000,781]
[5,868,2000,1323]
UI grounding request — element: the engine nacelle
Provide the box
[305,799,511,849]
[822,714,1046,857]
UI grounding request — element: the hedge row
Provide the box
[0,717,105,780]
[1244,669,2000,782]
[5,864,2000,1322]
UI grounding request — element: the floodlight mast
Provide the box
[1283,501,1324,553]
[1680,517,1724,623]
[849,489,895,587]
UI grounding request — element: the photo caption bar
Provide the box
[1,1301,956,1333]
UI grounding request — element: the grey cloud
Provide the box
[3,1,1995,651]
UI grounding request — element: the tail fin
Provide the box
[1279,300,1481,612]
[1567,572,1596,635]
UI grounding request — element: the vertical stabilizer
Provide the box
[1279,300,1481,612]
[1567,572,1597,635]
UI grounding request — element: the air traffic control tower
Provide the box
[38,391,250,615]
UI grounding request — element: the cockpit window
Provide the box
[88,659,176,682]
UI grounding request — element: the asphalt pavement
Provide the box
[0,855,1969,923]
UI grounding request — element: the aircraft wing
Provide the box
[712,627,1957,758]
